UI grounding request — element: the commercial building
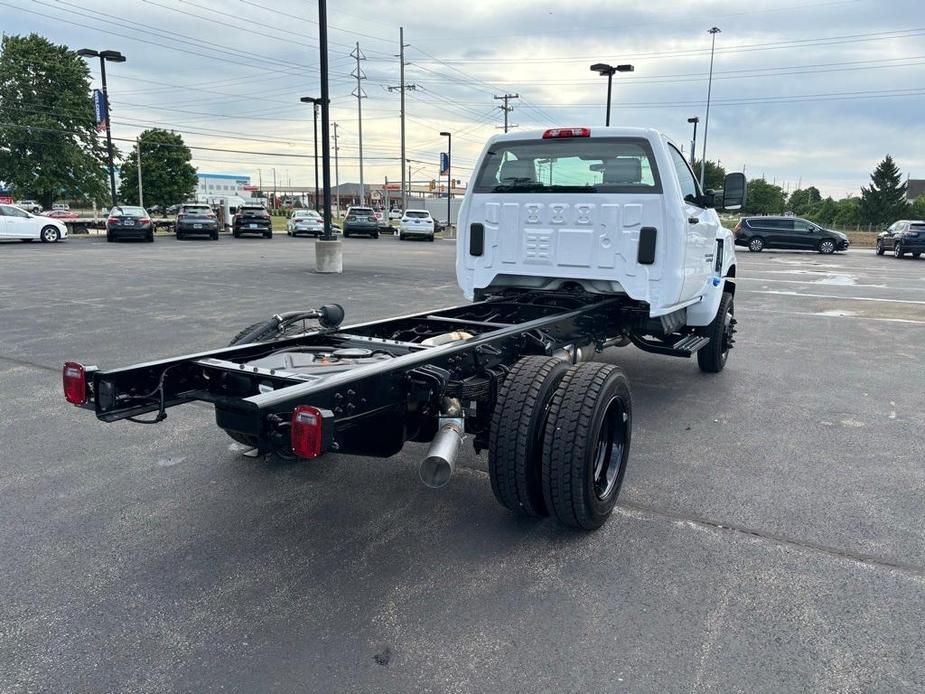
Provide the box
[196,173,255,198]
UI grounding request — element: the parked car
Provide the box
[233,204,272,238]
[733,216,848,254]
[106,206,153,242]
[287,210,324,237]
[398,209,435,241]
[52,203,70,211]
[45,209,79,219]
[0,204,67,242]
[15,200,42,214]
[877,220,925,258]
[166,204,181,216]
[176,203,219,240]
[342,206,379,238]
[388,208,403,220]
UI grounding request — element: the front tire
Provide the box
[40,226,60,243]
[818,239,836,254]
[748,237,764,252]
[894,244,904,258]
[542,363,632,530]
[698,292,735,373]
[876,240,884,255]
[489,356,571,518]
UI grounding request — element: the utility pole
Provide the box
[408,162,412,200]
[494,93,519,133]
[387,28,418,213]
[351,42,367,205]
[272,167,277,209]
[332,121,340,216]
[700,26,721,189]
[135,136,143,208]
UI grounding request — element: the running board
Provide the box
[629,333,711,358]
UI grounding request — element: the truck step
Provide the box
[671,334,711,354]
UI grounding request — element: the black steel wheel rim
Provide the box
[592,397,628,500]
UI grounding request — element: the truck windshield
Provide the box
[473,137,661,194]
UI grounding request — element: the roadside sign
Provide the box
[370,190,382,201]
[93,89,107,131]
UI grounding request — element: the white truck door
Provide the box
[664,144,716,301]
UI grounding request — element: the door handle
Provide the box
[688,217,700,225]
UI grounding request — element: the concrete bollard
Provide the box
[315,238,343,274]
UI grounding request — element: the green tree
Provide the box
[787,186,822,215]
[118,129,198,209]
[0,34,108,208]
[859,155,909,226]
[744,179,786,215]
[693,159,726,191]
[910,196,925,220]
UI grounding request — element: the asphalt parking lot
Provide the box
[1,235,923,692]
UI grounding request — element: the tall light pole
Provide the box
[315,0,341,272]
[687,116,700,169]
[332,121,340,216]
[77,48,125,209]
[440,131,451,232]
[300,97,323,211]
[700,27,721,188]
[590,62,633,126]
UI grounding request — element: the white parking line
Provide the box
[741,289,925,305]
[742,307,925,325]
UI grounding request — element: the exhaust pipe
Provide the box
[419,420,464,488]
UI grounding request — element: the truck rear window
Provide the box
[473,137,661,194]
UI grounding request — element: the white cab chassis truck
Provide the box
[62,126,745,531]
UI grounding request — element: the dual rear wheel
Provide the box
[488,357,632,530]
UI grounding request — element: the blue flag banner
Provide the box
[93,89,107,131]
[440,152,449,176]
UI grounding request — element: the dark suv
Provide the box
[175,204,218,240]
[734,216,849,254]
[106,206,153,242]
[877,220,925,258]
[342,206,379,238]
[233,205,272,238]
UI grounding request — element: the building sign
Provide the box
[440,152,449,176]
[92,89,107,131]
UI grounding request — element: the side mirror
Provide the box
[722,172,747,211]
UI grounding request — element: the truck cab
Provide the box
[457,127,744,326]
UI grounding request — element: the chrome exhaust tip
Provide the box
[419,421,464,488]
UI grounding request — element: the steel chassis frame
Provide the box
[78,290,647,458]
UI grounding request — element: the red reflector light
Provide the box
[542,127,591,139]
[291,405,325,459]
[63,361,87,405]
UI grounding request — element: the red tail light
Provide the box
[543,127,590,139]
[177,213,186,218]
[291,405,334,459]
[107,216,118,224]
[139,218,151,224]
[63,361,87,405]
[207,213,216,218]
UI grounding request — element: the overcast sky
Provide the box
[4,0,924,197]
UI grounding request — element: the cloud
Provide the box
[4,0,923,195]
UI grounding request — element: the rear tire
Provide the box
[210,230,218,240]
[748,237,764,252]
[264,231,272,239]
[542,363,632,530]
[914,252,922,259]
[698,292,735,373]
[372,231,379,239]
[488,356,571,518]
[146,231,154,242]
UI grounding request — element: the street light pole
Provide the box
[315,0,341,273]
[440,131,451,233]
[590,63,634,126]
[313,103,319,211]
[700,27,721,189]
[77,49,125,209]
[687,116,700,169]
